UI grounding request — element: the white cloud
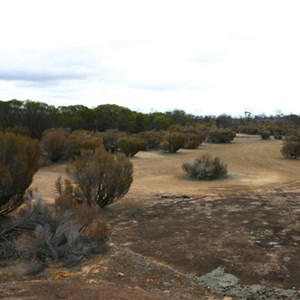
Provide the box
[1,0,300,115]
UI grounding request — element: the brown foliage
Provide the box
[137,131,163,150]
[160,132,185,153]
[117,136,147,157]
[66,150,133,208]
[0,132,41,215]
[41,128,69,162]
[281,141,300,159]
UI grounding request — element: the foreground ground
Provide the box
[1,135,300,299]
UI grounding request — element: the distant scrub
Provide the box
[206,129,236,143]
[259,129,271,140]
[281,140,300,159]
[182,154,228,180]
[160,132,185,153]
[117,136,147,157]
[0,132,41,215]
[137,131,163,150]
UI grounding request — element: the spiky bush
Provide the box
[0,132,41,215]
[41,128,69,162]
[66,150,133,208]
[65,130,104,158]
[117,136,147,157]
[182,154,228,180]
[0,195,109,274]
[160,132,185,153]
[206,129,236,143]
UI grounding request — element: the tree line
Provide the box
[1,99,299,139]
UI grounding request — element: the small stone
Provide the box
[87,279,97,284]
[117,272,125,278]
[223,297,234,300]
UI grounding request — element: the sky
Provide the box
[0,0,300,116]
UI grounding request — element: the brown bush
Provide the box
[160,132,185,153]
[66,150,133,208]
[182,154,228,180]
[137,131,163,150]
[281,141,300,159]
[0,132,41,215]
[99,129,127,152]
[41,128,69,162]
[206,129,236,143]
[117,136,147,157]
[65,130,104,158]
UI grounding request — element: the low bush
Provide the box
[160,132,185,153]
[206,129,236,143]
[259,129,271,140]
[117,136,147,157]
[99,129,127,153]
[41,128,69,162]
[66,150,133,208]
[182,154,228,180]
[281,141,300,159]
[137,131,163,150]
[0,132,41,215]
[0,194,109,274]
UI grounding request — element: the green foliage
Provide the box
[206,129,236,143]
[182,154,228,180]
[160,132,185,153]
[259,129,271,140]
[0,132,41,215]
[117,136,147,157]
[41,128,69,162]
[66,150,133,208]
[65,130,104,158]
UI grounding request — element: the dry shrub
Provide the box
[0,194,109,275]
[182,154,228,180]
[65,130,104,158]
[99,129,127,152]
[160,132,185,153]
[66,150,133,208]
[117,136,147,157]
[206,129,236,143]
[41,128,69,162]
[0,132,41,215]
[281,141,300,159]
[137,131,163,150]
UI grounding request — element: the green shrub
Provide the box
[41,128,69,162]
[65,130,104,158]
[281,141,300,159]
[182,154,228,180]
[0,132,41,215]
[117,136,147,157]
[206,129,236,143]
[160,132,185,153]
[66,150,133,208]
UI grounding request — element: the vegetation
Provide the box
[0,194,109,274]
[281,137,300,159]
[182,154,228,180]
[66,150,133,208]
[117,136,147,157]
[160,132,185,153]
[206,129,236,143]
[0,132,41,215]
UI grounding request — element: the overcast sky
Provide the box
[1,0,300,116]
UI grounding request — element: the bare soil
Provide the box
[1,135,300,299]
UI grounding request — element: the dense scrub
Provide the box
[182,154,228,180]
[117,136,147,157]
[206,129,236,143]
[160,132,185,153]
[0,132,41,215]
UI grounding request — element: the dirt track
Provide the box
[2,135,300,299]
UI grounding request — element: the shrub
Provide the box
[0,195,109,274]
[41,128,69,162]
[117,136,147,157]
[281,141,300,159]
[66,150,133,208]
[206,129,236,143]
[65,130,104,158]
[0,132,41,215]
[182,154,228,180]
[160,132,185,153]
[99,129,127,153]
[137,131,163,150]
[259,129,271,140]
